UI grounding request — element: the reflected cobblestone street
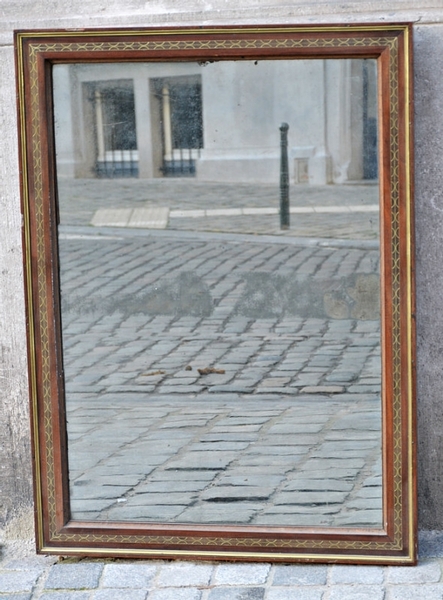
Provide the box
[58,179,382,527]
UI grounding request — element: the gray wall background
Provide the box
[1,1,443,540]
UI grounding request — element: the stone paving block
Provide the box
[282,479,353,492]
[177,503,262,523]
[135,480,209,494]
[347,498,383,510]
[105,504,187,520]
[273,491,349,505]
[40,593,91,600]
[214,563,270,585]
[296,468,361,480]
[149,470,218,482]
[200,486,273,501]
[332,510,382,527]
[386,584,443,600]
[266,588,325,600]
[327,585,385,600]
[0,594,32,600]
[164,452,237,470]
[300,386,345,394]
[156,563,213,587]
[303,458,365,470]
[147,589,202,600]
[44,563,103,590]
[92,589,148,600]
[101,563,157,588]
[272,565,327,586]
[356,481,382,498]
[0,570,40,593]
[386,559,441,584]
[216,475,284,487]
[329,565,385,584]
[328,565,386,585]
[207,588,265,600]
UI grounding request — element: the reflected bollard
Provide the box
[280,122,290,230]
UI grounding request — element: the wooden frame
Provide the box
[15,24,416,564]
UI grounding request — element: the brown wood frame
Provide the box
[15,24,416,564]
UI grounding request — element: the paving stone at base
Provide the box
[156,563,213,587]
[327,586,385,600]
[92,589,148,600]
[266,588,325,600]
[40,593,91,600]
[329,565,385,584]
[214,564,270,585]
[147,589,202,600]
[101,563,156,588]
[386,560,441,584]
[207,588,265,600]
[272,565,327,586]
[44,563,103,590]
[386,584,443,600]
[0,570,41,593]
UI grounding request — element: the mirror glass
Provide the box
[53,58,381,528]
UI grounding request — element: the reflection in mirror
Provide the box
[53,58,381,528]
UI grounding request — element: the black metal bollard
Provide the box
[279,122,290,230]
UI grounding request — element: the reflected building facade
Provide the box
[54,59,377,186]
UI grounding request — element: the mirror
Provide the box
[16,24,416,563]
[54,58,382,529]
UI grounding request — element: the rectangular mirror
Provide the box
[15,24,416,563]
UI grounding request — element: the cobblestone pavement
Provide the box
[58,178,380,240]
[1,540,443,600]
[59,223,381,527]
